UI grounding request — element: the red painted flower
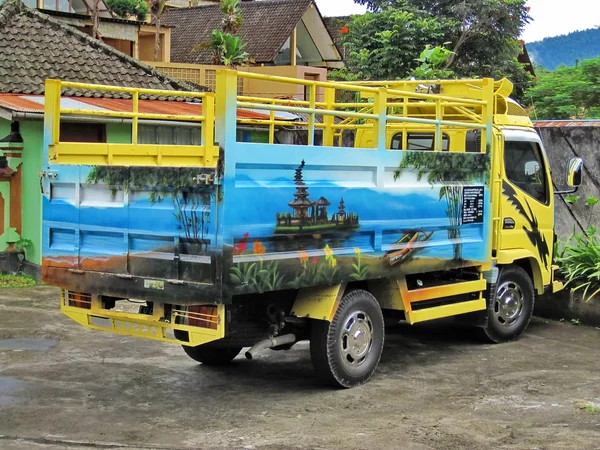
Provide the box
[340,26,349,34]
[233,233,250,255]
[312,256,319,265]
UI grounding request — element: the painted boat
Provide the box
[384,230,434,266]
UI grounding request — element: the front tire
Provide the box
[480,265,535,343]
[182,345,242,366]
[310,289,384,388]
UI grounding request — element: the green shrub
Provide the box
[557,232,600,302]
[556,195,600,301]
[106,0,149,21]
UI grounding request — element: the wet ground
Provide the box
[0,285,599,450]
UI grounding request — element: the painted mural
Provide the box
[227,151,490,294]
[42,143,491,299]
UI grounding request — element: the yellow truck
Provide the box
[41,72,582,387]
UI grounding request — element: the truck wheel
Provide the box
[310,289,384,388]
[481,265,535,343]
[181,345,242,366]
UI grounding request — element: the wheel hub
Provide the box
[494,281,524,326]
[341,311,373,366]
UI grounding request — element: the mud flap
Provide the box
[291,283,347,322]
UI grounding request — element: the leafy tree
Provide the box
[341,7,449,80]
[208,30,249,66]
[395,152,488,261]
[412,44,455,79]
[345,0,533,97]
[106,0,149,21]
[220,0,243,34]
[527,57,600,119]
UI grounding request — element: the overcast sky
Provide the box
[314,0,600,43]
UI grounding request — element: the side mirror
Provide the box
[567,157,583,187]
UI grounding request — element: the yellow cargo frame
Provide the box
[44,80,219,167]
[43,72,500,167]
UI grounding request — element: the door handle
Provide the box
[503,218,516,230]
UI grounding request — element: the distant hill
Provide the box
[527,28,600,70]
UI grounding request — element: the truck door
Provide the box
[500,130,554,286]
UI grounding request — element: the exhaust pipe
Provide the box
[245,334,296,360]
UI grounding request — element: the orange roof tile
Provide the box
[0,94,296,122]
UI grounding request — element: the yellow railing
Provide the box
[234,71,495,150]
[43,72,502,167]
[44,80,219,167]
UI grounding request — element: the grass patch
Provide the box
[0,274,37,288]
[574,400,600,413]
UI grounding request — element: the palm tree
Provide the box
[150,0,167,61]
[193,0,248,67]
[395,151,489,261]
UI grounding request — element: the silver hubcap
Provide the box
[341,311,373,366]
[494,281,524,327]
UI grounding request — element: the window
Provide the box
[43,0,71,12]
[504,140,548,204]
[274,21,323,66]
[60,123,106,143]
[390,132,449,151]
[139,125,201,146]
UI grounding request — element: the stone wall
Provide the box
[536,126,600,238]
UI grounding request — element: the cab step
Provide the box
[397,275,487,325]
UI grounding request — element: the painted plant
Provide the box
[395,152,488,261]
[87,167,215,251]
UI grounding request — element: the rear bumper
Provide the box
[60,290,225,347]
[44,266,224,305]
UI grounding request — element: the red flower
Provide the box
[312,256,319,265]
[233,242,247,255]
[340,26,349,34]
[234,233,250,255]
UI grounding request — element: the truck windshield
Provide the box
[504,140,549,205]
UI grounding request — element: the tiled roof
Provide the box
[163,0,313,64]
[0,0,205,98]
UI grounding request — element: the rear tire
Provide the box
[480,265,534,343]
[310,289,384,388]
[182,345,242,366]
